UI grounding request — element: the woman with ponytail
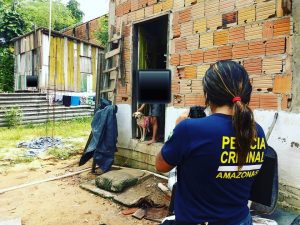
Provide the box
[156,60,267,225]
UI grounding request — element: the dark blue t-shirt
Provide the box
[161,113,266,225]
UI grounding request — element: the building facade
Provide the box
[12,28,103,94]
[108,0,300,212]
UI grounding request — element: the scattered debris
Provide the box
[121,208,139,215]
[17,137,63,156]
[132,208,146,220]
[158,183,171,198]
[144,207,170,222]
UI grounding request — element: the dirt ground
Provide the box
[0,156,168,225]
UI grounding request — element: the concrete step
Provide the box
[0,100,49,107]
[0,95,47,101]
[0,93,46,96]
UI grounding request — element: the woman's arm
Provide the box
[137,104,146,112]
[156,152,174,173]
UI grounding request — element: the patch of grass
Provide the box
[0,117,92,162]
[12,156,35,164]
[47,146,82,160]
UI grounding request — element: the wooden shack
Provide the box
[12,28,104,93]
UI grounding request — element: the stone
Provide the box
[95,170,139,192]
[80,180,117,199]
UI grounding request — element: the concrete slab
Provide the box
[80,180,117,199]
[0,218,22,225]
[113,188,149,207]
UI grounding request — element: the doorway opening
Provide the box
[132,15,169,143]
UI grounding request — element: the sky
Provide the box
[62,0,109,22]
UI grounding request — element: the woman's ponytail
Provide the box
[232,100,257,168]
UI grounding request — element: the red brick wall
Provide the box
[62,17,102,45]
[113,0,293,110]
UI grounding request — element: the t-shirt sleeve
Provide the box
[161,120,189,166]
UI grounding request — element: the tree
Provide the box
[17,0,76,31]
[67,0,84,23]
[0,9,28,43]
[95,15,108,47]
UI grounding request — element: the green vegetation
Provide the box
[4,107,22,128]
[95,15,109,47]
[0,117,92,163]
[67,0,84,24]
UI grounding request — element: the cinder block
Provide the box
[259,94,278,110]
[263,57,283,74]
[205,0,219,17]
[180,79,193,93]
[185,0,197,7]
[123,0,131,14]
[139,0,148,8]
[197,64,210,79]
[194,18,207,34]
[262,21,274,39]
[191,1,205,19]
[175,38,187,52]
[207,14,222,31]
[185,66,197,79]
[148,0,157,6]
[214,30,229,46]
[266,38,286,55]
[180,53,192,65]
[191,80,204,94]
[236,0,255,9]
[220,0,235,13]
[173,12,180,26]
[232,42,249,58]
[179,8,192,24]
[173,25,181,38]
[135,8,145,20]
[153,2,163,13]
[145,5,154,17]
[249,94,260,109]
[248,40,265,57]
[173,0,185,9]
[243,58,262,75]
[204,48,218,63]
[252,76,273,93]
[191,49,204,64]
[173,94,185,107]
[274,17,291,37]
[116,4,124,17]
[187,34,200,50]
[222,11,237,27]
[245,23,262,41]
[273,75,292,94]
[163,0,173,11]
[180,21,194,37]
[238,6,255,24]
[256,0,276,21]
[218,45,232,60]
[170,54,180,66]
[200,32,214,48]
[185,94,205,106]
[229,26,245,43]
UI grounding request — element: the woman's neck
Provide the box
[211,105,233,116]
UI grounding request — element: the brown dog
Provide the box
[132,111,150,142]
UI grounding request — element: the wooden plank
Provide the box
[103,66,118,74]
[109,34,122,43]
[77,43,81,92]
[105,46,121,59]
[68,40,74,91]
[92,47,97,92]
[63,38,68,90]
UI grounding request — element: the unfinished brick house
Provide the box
[108,0,300,212]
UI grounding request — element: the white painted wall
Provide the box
[116,104,132,147]
[164,107,300,190]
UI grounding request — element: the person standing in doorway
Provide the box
[138,103,161,145]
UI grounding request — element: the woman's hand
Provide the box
[176,110,189,125]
